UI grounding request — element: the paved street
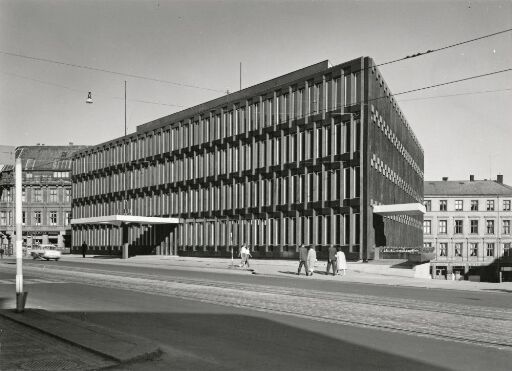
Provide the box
[0,258,511,370]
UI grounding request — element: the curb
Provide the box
[0,309,162,365]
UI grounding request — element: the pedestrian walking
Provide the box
[297,244,309,275]
[0,247,4,259]
[239,244,247,268]
[335,247,347,276]
[326,245,337,276]
[244,245,252,268]
[81,241,87,258]
[306,246,317,276]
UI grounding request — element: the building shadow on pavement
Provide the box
[52,311,451,371]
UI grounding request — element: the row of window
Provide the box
[73,169,360,218]
[23,171,70,179]
[370,106,423,179]
[425,242,512,258]
[74,214,361,248]
[423,219,511,235]
[74,73,363,174]
[0,210,71,227]
[0,187,71,204]
[424,199,511,212]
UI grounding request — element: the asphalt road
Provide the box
[1,259,511,370]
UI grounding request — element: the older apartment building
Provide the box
[71,57,424,260]
[424,175,512,281]
[0,145,86,251]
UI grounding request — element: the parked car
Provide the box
[30,244,61,261]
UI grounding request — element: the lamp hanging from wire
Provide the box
[86,92,93,104]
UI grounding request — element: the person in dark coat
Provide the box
[297,244,309,276]
[81,241,87,258]
[326,245,337,276]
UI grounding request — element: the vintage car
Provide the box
[30,244,62,261]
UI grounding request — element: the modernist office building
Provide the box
[0,145,87,251]
[71,57,424,260]
[424,176,512,281]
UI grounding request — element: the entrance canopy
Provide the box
[372,203,425,216]
[71,215,181,227]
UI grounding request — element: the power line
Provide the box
[0,70,185,108]
[2,67,511,172]
[397,87,512,103]
[376,27,512,69]
[0,50,226,93]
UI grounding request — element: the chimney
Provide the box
[497,174,503,184]
[442,177,448,181]
[470,175,474,182]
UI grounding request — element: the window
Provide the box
[486,220,495,234]
[22,211,26,225]
[470,243,478,256]
[454,243,463,257]
[34,189,42,202]
[34,211,41,226]
[470,220,478,234]
[455,200,463,211]
[439,243,447,257]
[424,200,431,212]
[471,200,479,211]
[22,189,26,202]
[439,200,447,211]
[486,243,495,257]
[503,220,511,235]
[504,243,512,257]
[65,189,70,203]
[0,211,6,226]
[439,220,447,234]
[53,171,69,178]
[504,200,511,211]
[486,200,495,211]
[423,220,431,234]
[50,211,57,226]
[49,189,58,203]
[454,220,463,234]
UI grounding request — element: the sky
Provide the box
[0,0,511,183]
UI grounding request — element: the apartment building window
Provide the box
[486,220,495,234]
[49,189,58,203]
[504,200,511,211]
[423,220,431,234]
[454,243,463,257]
[424,200,431,211]
[470,243,478,256]
[50,211,57,226]
[34,189,42,202]
[439,243,447,257]
[470,220,478,234]
[22,189,26,202]
[65,189,70,203]
[504,243,511,257]
[455,200,463,211]
[34,211,41,226]
[486,243,495,257]
[439,220,447,234]
[65,212,71,226]
[454,220,463,234]
[471,200,479,211]
[439,200,447,211]
[0,212,6,226]
[22,211,26,225]
[503,220,511,235]
[486,200,495,211]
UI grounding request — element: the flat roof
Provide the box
[71,215,181,226]
[372,203,426,216]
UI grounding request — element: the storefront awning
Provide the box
[372,203,425,216]
[71,215,181,227]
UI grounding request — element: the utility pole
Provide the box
[122,80,129,259]
[240,62,242,91]
[15,156,27,312]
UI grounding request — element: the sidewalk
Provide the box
[63,254,512,293]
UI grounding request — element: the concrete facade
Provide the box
[71,57,424,260]
[0,145,87,252]
[424,176,512,281]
